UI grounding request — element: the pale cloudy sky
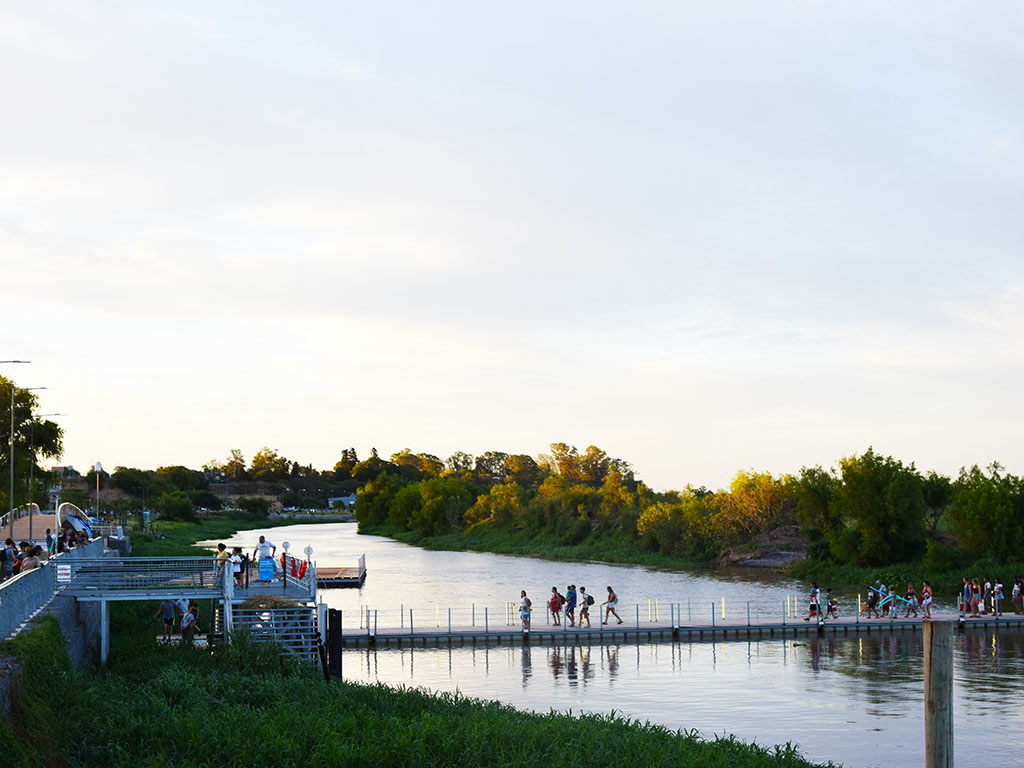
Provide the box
[2,2,1022,490]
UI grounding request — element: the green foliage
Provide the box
[827,449,927,566]
[250,446,290,480]
[187,489,223,510]
[235,495,271,520]
[156,464,210,491]
[948,463,1024,560]
[154,490,197,522]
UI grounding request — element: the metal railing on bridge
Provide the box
[61,557,222,597]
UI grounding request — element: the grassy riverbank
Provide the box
[377,525,710,571]
[132,510,339,557]
[1,613,834,768]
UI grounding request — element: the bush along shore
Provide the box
[0,611,836,768]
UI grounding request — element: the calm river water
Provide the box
[214,523,1024,768]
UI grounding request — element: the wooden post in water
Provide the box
[924,620,954,768]
[327,609,342,679]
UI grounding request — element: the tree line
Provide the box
[354,444,1024,568]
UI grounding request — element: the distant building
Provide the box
[327,494,357,509]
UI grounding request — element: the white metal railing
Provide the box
[231,606,318,658]
[62,557,221,594]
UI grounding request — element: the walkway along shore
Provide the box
[333,611,1024,649]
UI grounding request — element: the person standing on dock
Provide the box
[578,587,592,628]
[549,587,563,626]
[154,598,176,640]
[519,590,532,631]
[252,536,276,580]
[921,581,933,619]
[904,582,918,617]
[603,586,623,624]
[564,585,577,627]
[180,601,201,646]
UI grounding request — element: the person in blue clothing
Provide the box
[564,585,577,627]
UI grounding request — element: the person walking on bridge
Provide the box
[549,587,563,626]
[578,587,592,628]
[564,585,577,627]
[603,586,623,624]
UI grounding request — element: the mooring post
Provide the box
[410,609,414,636]
[472,602,476,627]
[746,601,750,627]
[401,604,404,628]
[328,609,342,679]
[448,607,452,635]
[485,607,488,634]
[711,602,715,629]
[635,603,640,629]
[924,620,954,768]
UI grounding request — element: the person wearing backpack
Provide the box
[578,587,593,628]
[564,585,577,627]
[548,587,563,626]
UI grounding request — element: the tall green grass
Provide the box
[0,604,836,768]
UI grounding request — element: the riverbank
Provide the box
[1,612,833,768]
[374,525,712,571]
[132,510,341,557]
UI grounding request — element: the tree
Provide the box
[250,447,290,480]
[333,448,359,480]
[352,455,396,482]
[711,470,796,540]
[828,448,927,566]
[0,378,64,511]
[225,449,247,480]
[475,451,510,481]
[156,465,209,492]
[154,490,197,522]
[948,464,1024,560]
[446,452,474,473]
[235,496,271,520]
[922,471,953,534]
[503,454,545,489]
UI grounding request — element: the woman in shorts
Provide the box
[603,586,623,625]
[921,581,933,619]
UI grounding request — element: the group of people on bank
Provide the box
[518,585,624,630]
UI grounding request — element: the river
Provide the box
[212,523,1024,768]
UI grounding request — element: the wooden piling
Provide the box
[924,620,954,768]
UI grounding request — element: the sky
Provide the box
[1,1,1023,491]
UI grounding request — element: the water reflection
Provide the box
[346,628,1024,768]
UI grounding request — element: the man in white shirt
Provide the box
[253,535,276,561]
[252,536,276,581]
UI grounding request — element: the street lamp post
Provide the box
[30,414,65,541]
[8,382,44,539]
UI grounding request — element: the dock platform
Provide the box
[318,554,366,588]
[334,613,1024,649]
